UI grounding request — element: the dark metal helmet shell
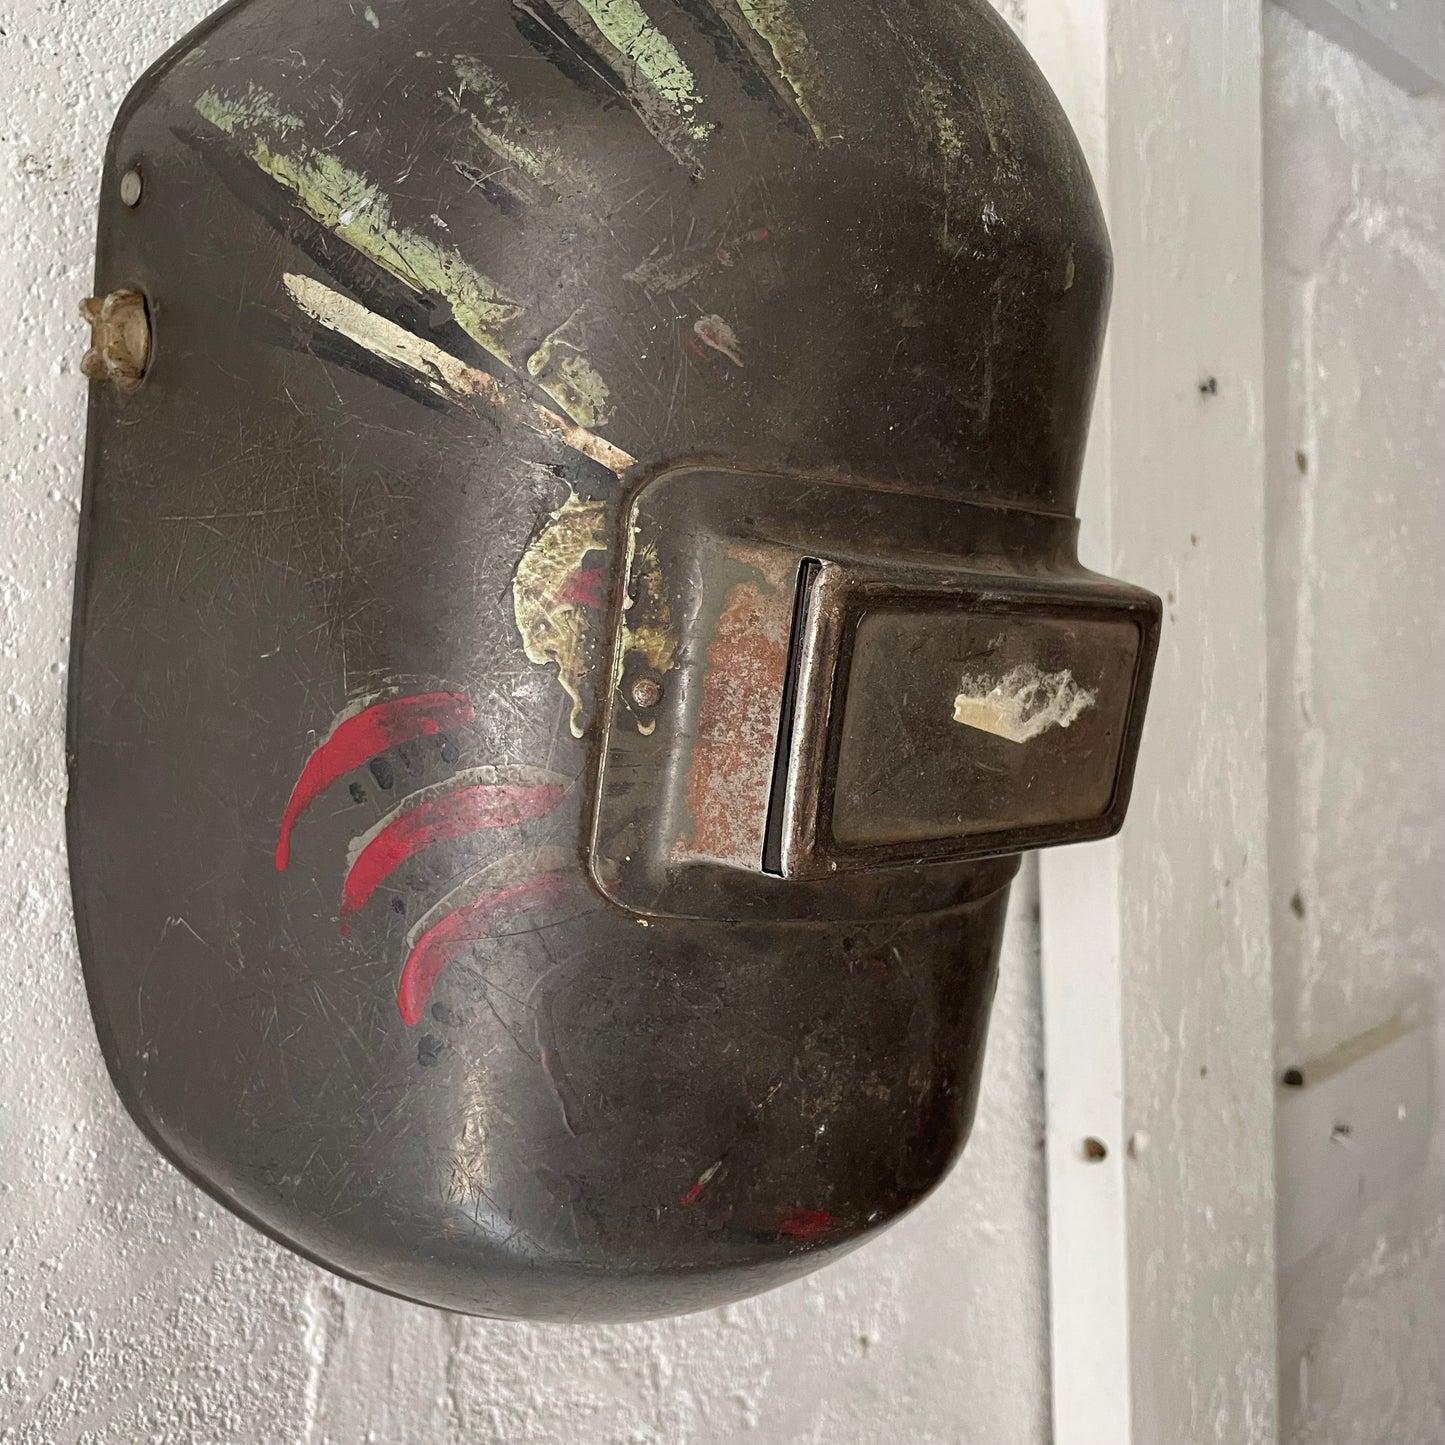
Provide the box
[69,0,1157,1320]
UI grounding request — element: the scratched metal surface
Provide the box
[69,0,1109,1319]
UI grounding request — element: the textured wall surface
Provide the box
[1263,8,1445,1443]
[0,2,1050,1442]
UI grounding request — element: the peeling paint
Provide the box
[284,275,636,475]
[694,314,744,366]
[198,89,523,367]
[952,664,1096,744]
[527,0,711,165]
[513,494,610,738]
[527,312,613,426]
[574,0,711,139]
[733,0,829,142]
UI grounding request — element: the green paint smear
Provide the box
[444,94,555,181]
[919,79,963,166]
[454,57,508,110]
[973,78,1014,161]
[734,0,828,142]
[449,59,563,183]
[482,126,553,178]
[195,86,304,137]
[575,0,710,137]
[528,328,613,428]
[197,88,522,367]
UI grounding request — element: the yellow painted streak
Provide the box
[284,275,636,476]
[513,494,610,739]
[734,0,829,142]
[198,89,521,368]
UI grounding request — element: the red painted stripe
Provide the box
[341,782,565,919]
[776,1207,838,1242]
[275,692,473,871]
[397,874,565,1027]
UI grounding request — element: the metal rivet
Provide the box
[120,169,144,208]
[630,677,663,710]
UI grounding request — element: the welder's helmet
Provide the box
[70,0,1159,1320]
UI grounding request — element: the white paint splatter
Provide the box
[694,314,744,366]
[952,664,1097,744]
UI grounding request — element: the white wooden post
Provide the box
[1027,2,1277,1440]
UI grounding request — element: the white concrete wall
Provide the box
[0,2,1052,1441]
[1263,7,1445,1442]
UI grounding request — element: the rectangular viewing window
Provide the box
[827,600,1148,850]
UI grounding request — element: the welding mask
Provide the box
[69,0,1159,1320]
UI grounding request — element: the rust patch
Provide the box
[683,573,793,866]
